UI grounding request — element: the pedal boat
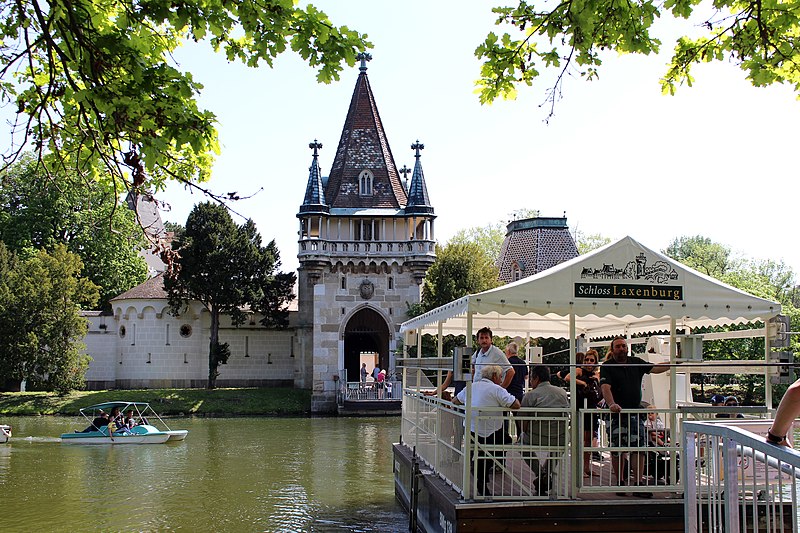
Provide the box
[60,401,188,444]
[0,424,10,443]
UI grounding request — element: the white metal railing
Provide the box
[401,389,775,502]
[580,407,683,496]
[683,421,800,532]
[340,380,401,401]
[401,390,571,501]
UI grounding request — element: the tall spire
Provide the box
[405,140,434,215]
[299,140,329,214]
[324,55,408,209]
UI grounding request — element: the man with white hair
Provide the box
[454,364,520,495]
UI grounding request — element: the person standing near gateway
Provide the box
[471,327,515,388]
[360,363,368,385]
[599,336,674,497]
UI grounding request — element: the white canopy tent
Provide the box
[399,236,782,493]
[400,236,781,341]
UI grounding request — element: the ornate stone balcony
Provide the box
[298,238,436,261]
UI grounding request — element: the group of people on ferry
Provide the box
[435,327,681,497]
[428,326,800,499]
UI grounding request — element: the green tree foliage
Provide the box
[664,235,799,403]
[408,240,500,359]
[1,0,371,196]
[165,202,295,389]
[450,208,540,263]
[450,223,506,264]
[574,230,610,255]
[476,0,800,115]
[420,241,501,314]
[0,244,99,393]
[0,153,149,308]
[666,236,734,278]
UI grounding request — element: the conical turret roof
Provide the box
[299,140,328,214]
[324,55,407,209]
[405,140,434,215]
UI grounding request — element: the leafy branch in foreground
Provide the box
[1,0,371,202]
[476,0,800,117]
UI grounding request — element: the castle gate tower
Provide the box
[296,54,436,413]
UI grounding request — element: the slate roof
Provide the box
[111,273,167,301]
[299,140,329,214]
[497,217,579,283]
[109,273,300,312]
[323,64,408,209]
[405,142,434,216]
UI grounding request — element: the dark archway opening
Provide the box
[343,307,390,383]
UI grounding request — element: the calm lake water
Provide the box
[0,416,407,532]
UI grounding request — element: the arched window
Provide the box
[512,263,523,282]
[359,170,373,196]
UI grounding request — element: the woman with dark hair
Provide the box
[558,350,601,475]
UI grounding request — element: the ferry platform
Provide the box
[393,391,799,533]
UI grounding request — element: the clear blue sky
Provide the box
[159,0,800,277]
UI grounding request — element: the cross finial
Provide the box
[309,139,322,157]
[411,140,424,158]
[357,52,372,72]
[399,165,411,181]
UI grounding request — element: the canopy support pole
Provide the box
[466,311,474,379]
[416,329,422,394]
[764,321,773,409]
[569,311,578,498]
[437,321,444,398]
[669,317,679,485]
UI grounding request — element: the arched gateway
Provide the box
[343,307,391,382]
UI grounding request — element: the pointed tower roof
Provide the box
[405,140,434,215]
[299,140,329,214]
[324,53,408,209]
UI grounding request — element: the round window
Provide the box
[180,324,192,338]
[119,325,126,338]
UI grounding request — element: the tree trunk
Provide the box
[208,308,220,389]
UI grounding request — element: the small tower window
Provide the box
[341,277,347,290]
[388,277,394,290]
[512,264,523,282]
[359,170,373,196]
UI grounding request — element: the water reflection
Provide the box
[0,416,406,532]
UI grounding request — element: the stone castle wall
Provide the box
[83,302,295,390]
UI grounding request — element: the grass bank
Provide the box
[0,388,312,416]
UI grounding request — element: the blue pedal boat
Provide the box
[60,401,188,444]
